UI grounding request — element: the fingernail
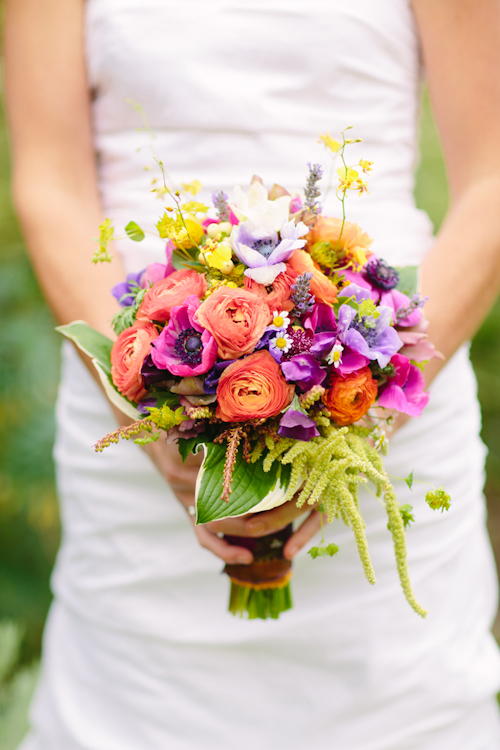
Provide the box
[286,545,298,559]
[236,554,251,564]
[247,521,265,534]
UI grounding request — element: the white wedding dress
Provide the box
[21,1,500,748]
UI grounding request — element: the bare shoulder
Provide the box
[411,0,500,194]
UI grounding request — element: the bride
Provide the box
[4,0,500,747]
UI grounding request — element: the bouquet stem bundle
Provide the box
[224,525,293,619]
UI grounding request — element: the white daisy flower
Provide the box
[325,342,344,368]
[269,332,293,354]
[268,310,290,332]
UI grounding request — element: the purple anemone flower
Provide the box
[337,304,402,369]
[278,410,320,441]
[231,218,308,285]
[378,354,429,417]
[281,352,326,391]
[151,295,217,377]
[112,270,144,307]
[341,266,422,327]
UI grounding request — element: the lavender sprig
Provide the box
[291,272,315,316]
[396,293,429,323]
[212,190,231,222]
[304,163,323,214]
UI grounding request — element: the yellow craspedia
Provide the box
[173,214,205,250]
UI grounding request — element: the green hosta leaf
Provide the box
[405,470,414,491]
[56,320,141,419]
[394,266,418,297]
[308,542,339,559]
[195,443,287,524]
[56,321,112,376]
[125,221,145,242]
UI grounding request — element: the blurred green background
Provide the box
[1,89,500,746]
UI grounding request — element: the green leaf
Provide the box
[125,221,146,242]
[151,391,181,409]
[134,433,160,446]
[308,542,339,559]
[394,266,418,297]
[196,443,286,524]
[399,504,415,528]
[56,320,141,420]
[178,436,205,462]
[56,321,112,376]
[171,251,186,271]
[405,470,414,491]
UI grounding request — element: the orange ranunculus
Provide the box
[216,351,295,422]
[306,216,373,268]
[322,367,378,426]
[288,248,338,306]
[111,320,158,403]
[244,268,299,313]
[137,269,207,323]
[194,286,271,360]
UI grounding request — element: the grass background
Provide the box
[1,88,500,746]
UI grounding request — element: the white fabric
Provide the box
[22,0,500,748]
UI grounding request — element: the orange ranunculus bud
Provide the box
[322,367,378,426]
[287,248,337,306]
[111,320,159,403]
[137,269,207,323]
[243,268,299,314]
[194,286,271,360]
[216,351,295,422]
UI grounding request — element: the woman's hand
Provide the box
[144,437,322,564]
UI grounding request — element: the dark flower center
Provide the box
[252,238,277,259]
[351,318,379,347]
[175,327,203,365]
[365,259,399,290]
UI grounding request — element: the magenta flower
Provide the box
[341,264,422,327]
[377,354,429,416]
[151,295,217,377]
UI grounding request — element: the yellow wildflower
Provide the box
[318,133,341,153]
[156,211,204,250]
[181,180,202,196]
[359,159,374,174]
[200,239,233,272]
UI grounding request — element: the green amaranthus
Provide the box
[258,423,427,618]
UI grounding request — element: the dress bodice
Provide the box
[85,0,434,273]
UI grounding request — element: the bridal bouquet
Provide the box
[58,131,449,620]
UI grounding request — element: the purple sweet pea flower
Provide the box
[337,304,402,369]
[203,359,235,394]
[303,303,336,333]
[137,396,157,415]
[278,410,320,441]
[151,295,217,377]
[378,354,430,416]
[112,270,144,307]
[281,352,326,391]
[231,218,308,285]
